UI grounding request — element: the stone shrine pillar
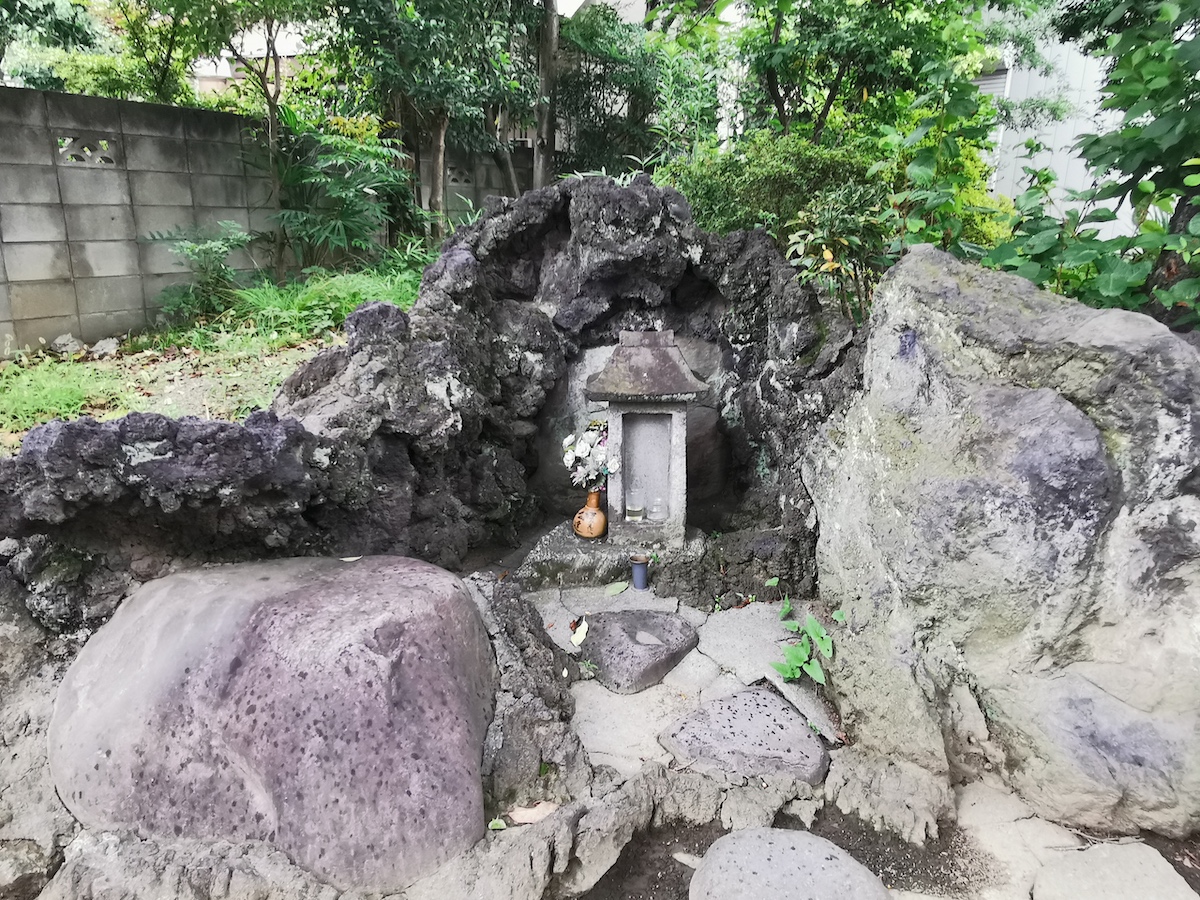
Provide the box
[585,330,706,548]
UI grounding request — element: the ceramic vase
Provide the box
[573,490,607,539]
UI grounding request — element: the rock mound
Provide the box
[1,176,858,632]
[48,556,497,892]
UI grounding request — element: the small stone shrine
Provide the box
[585,330,707,548]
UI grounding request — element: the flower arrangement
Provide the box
[562,421,619,492]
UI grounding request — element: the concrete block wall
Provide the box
[0,87,274,355]
[419,146,534,220]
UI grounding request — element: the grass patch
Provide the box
[0,358,126,431]
[0,250,434,450]
[134,265,428,354]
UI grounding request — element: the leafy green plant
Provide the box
[147,221,254,320]
[982,151,1200,323]
[0,358,125,431]
[135,253,429,353]
[786,182,893,324]
[874,59,1000,262]
[271,106,416,270]
[773,591,845,686]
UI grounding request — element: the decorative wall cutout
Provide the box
[447,166,473,186]
[57,135,122,167]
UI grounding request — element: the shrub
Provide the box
[271,107,417,270]
[148,221,255,321]
[654,131,876,239]
[786,182,893,324]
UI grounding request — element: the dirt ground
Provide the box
[579,822,727,900]
[1143,831,1200,893]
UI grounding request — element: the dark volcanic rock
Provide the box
[0,176,854,628]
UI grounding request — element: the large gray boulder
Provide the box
[48,556,498,892]
[804,246,1200,837]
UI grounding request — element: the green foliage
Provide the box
[557,5,660,173]
[646,32,723,161]
[784,56,1013,321]
[140,243,429,350]
[875,57,1000,260]
[981,0,1200,324]
[957,150,1016,247]
[773,594,835,686]
[982,153,1200,323]
[271,107,418,269]
[732,0,1005,142]
[105,0,228,104]
[556,5,721,174]
[786,183,892,324]
[0,0,95,67]
[329,0,537,148]
[655,130,875,238]
[1076,0,1200,202]
[149,221,254,320]
[0,358,124,431]
[7,46,192,102]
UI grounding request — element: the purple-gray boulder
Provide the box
[48,556,498,892]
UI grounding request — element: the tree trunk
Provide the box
[429,113,449,241]
[230,27,286,278]
[811,60,850,145]
[764,10,789,135]
[486,106,522,197]
[534,0,559,189]
[1148,186,1200,321]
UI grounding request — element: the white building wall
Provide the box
[981,40,1133,234]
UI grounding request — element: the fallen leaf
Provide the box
[340,556,363,562]
[487,818,507,831]
[570,617,588,646]
[507,801,559,825]
[605,581,629,596]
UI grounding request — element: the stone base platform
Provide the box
[515,522,708,589]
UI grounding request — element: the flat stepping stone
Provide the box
[658,686,829,784]
[1032,842,1196,900]
[579,610,698,694]
[689,827,891,899]
[570,681,695,777]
